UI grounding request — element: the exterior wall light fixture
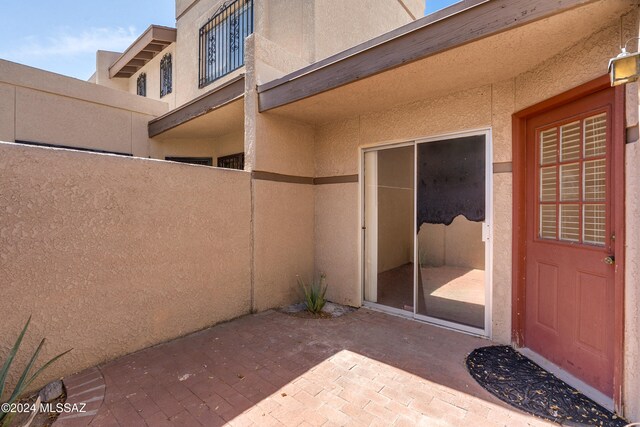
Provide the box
[609,37,640,86]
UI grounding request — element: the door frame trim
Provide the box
[511,75,625,410]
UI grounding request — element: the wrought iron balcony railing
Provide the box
[198,0,254,88]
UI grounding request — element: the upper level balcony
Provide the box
[198,0,254,89]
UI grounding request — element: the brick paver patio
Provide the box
[68,309,554,426]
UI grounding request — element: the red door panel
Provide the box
[524,88,616,397]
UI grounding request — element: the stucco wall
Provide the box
[311,11,640,420]
[253,33,311,85]
[313,85,495,316]
[174,0,249,106]
[250,109,316,311]
[314,183,360,306]
[0,142,252,390]
[252,180,315,311]
[0,59,167,155]
[129,44,177,110]
[94,50,129,92]
[173,0,417,107]
[243,30,318,311]
[624,81,640,420]
[259,0,416,68]
[622,9,640,422]
[146,131,244,162]
[312,0,415,62]
[312,16,627,341]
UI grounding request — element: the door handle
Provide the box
[603,255,615,265]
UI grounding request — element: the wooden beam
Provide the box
[127,59,147,67]
[136,52,156,61]
[148,75,245,138]
[119,66,139,73]
[142,43,166,53]
[258,0,487,93]
[257,0,599,111]
[109,25,176,78]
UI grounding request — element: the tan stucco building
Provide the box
[2,0,640,422]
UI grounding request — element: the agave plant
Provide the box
[298,273,328,314]
[0,317,71,427]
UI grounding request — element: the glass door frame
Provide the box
[359,128,493,338]
[361,141,417,318]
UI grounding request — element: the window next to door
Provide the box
[537,112,608,246]
[198,0,254,88]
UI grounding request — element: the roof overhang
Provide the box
[109,25,176,78]
[148,74,245,139]
[257,0,604,113]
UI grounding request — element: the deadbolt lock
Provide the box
[603,256,615,265]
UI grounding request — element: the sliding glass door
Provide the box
[362,131,491,336]
[363,145,415,313]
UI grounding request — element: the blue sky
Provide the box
[425,0,459,15]
[0,1,456,81]
[0,0,175,80]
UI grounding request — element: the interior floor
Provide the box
[376,263,485,329]
[376,263,415,311]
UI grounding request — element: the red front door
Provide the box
[524,87,619,396]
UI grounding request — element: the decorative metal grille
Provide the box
[217,152,244,170]
[160,54,172,97]
[199,0,254,88]
[136,73,146,97]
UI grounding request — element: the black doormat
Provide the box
[466,346,628,426]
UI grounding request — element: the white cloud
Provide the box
[1,26,138,60]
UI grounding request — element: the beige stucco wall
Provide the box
[311,11,640,420]
[173,0,418,107]
[622,8,640,422]
[244,31,317,311]
[314,85,494,313]
[176,0,198,19]
[259,0,315,64]
[252,180,315,311]
[253,32,312,85]
[259,0,416,68]
[0,59,167,155]
[314,183,360,306]
[174,0,249,106]
[403,0,424,18]
[147,131,244,161]
[311,0,415,62]
[250,100,316,312]
[94,50,129,92]
[624,81,640,420]
[0,141,252,391]
[129,43,177,109]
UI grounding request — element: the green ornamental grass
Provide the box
[0,316,71,427]
[298,273,328,314]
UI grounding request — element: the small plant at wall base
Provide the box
[0,316,71,427]
[298,273,328,314]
